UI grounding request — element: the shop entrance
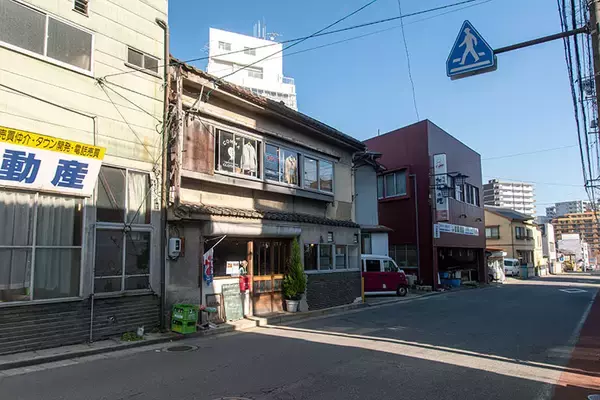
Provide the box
[252,240,290,315]
[437,247,482,286]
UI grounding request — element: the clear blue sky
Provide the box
[169,0,588,215]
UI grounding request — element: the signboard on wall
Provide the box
[0,126,105,197]
[433,153,449,221]
[438,222,479,236]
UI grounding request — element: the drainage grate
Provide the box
[164,344,198,352]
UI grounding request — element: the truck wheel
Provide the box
[397,286,408,297]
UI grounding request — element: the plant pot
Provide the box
[285,299,299,312]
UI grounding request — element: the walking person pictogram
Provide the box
[459,27,479,65]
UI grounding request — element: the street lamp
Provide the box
[451,173,469,186]
[439,184,454,198]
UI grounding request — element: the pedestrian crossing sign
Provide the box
[447,20,496,79]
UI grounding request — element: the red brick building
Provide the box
[364,121,486,288]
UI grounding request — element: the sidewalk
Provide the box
[553,292,600,399]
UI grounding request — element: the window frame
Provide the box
[125,46,159,76]
[304,243,359,273]
[485,226,500,239]
[0,189,86,304]
[94,165,153,295]
[0,0,95,76]
[247,66,263,79]
[218,41,231,51]
[302,155,334,194]
[244,46,256,56]
[379,170,407,199]
[214,128,261,180]
[264,142,299,186]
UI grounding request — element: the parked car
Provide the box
[361,254,409,296]
[503,258,520,276]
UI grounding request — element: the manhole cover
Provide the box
[164,344,198,352]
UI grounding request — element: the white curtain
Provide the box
[0,191,34,292]
[34,194,80,299]
[127,171,149,225]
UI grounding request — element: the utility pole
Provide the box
[590,0,600,112]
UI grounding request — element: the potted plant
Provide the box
[282,239,306,312]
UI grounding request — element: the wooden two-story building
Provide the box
[166,59,364,317]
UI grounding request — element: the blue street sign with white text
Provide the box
[447,20,496,79]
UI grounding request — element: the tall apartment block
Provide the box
[546,200,594,218]
[553,212,599,259]
[483,179,536,216]
[206,27,298,110]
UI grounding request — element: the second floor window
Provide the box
[0,0,93,72]
[378,171,407,199]
[247,66,263,79]
[515,226,526,239]
[127,47,159,74]
[218,41,231,51]
[265,144,298,185]
[244,47,256,56]
[215,130,259,178]
[485,226,500,239]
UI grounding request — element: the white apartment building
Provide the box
[0,0,167,354]
[483,179,536,216]
[546,200,593,218]
[206,27,298,110]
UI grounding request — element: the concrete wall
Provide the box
[0,294,159,356]
[306,271,361,310]
[371,233,389,256]
[354,165,378,226]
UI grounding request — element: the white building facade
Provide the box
[206,28,297,110]
[546,200,593,218]
[0,0,167,355]
[483,179,536,216]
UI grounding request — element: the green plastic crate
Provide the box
[172,304,198,322]
[171,319,197,334]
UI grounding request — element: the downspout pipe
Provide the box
[156,17,169,330]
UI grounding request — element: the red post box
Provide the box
[239,275,249,292]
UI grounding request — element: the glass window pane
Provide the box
[377,176,384,198]
[385,174,395,196]
[97,166,126,222]
[36,194,83,246]
[0,0,45,55]
[125,275,149,291]
[319,161,333,192]
[365,259,380,272]
[94,230,123,278]
[217,130,234,173]
[319,245,332,270]
[264,144,280,181]
[94,277,121,293]
[361,234,372,254]
[304,244,317,270]
[335,245,346,269]
[33,249,80,299]
[128,47,143,67]
[125,231,150,276]
[0,190,34,245]
[143,54,158,73]
[395,171,407,196]
[406,245,418,267]
[281,149,298,185]
[47,17,92,71]
[240,137,258,177]
[348,245,359,269]
[304,158,318,189]
[0,249,32,302]
[127,171,150,224]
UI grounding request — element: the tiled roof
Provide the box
[486,206,533,221]
[172,56,365,151]
[175,203,360,228]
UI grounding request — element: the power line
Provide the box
[102,0,483,80]
[99,79,162,123]
[481,144,579,160]
[204,0,494,77]
[483,176,584,187]
[396,0,420,121]
[216,0,379,83]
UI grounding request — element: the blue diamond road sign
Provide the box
[447,20,496,79]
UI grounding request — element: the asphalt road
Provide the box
[1,274,598,400]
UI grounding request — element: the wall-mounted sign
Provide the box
[0,126,105,197]
[433,224,441,239]
[437,222,479,236]
[226,261,240,276]
[433,153,449,221]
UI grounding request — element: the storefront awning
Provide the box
[174,203,360,228]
